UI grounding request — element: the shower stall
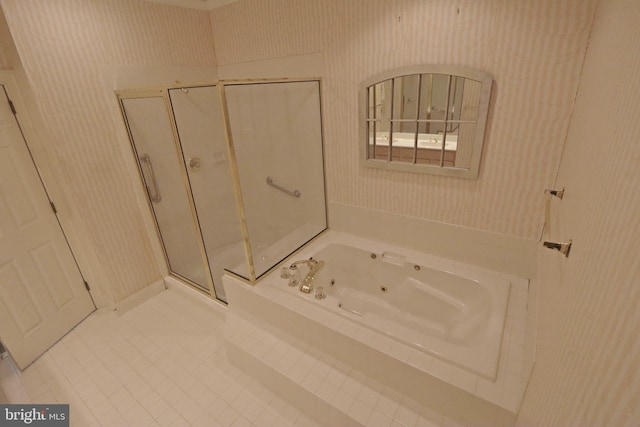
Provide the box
[117,79,327,303]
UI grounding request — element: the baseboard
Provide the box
[164,275,228,315]
[113,278,166,315]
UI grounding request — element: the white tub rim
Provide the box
[253,231,514,381]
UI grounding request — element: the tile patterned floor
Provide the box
[225,312,447,427]
[0,287,323,427]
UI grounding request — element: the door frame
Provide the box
[0,71,95,307]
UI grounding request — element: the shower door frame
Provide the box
[116,77,328,301]
[116,87,218,299]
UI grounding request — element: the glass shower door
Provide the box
[168,86,246,302]
[121,96,212,292]
[224,80,327,279]
[119,80,328,296]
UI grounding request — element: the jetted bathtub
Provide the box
[269,233,512,381]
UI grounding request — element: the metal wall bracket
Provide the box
[544,187,565,199]
[543,240,572,257]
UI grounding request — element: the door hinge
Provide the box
[8,99,16,115]
[83,281,90,291]
[50,201,58,214]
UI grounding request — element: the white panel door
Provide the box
[0,84,94,369]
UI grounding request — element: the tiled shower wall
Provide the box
[210,0,596,239]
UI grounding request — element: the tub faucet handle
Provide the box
[288,277,300,287]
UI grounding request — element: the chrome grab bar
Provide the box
[266,176,301,198]
[140,153,161,203]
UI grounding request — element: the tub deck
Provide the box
[273,240,512,381]
[223,231,534,426]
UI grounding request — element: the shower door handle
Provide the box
[140,153,162,203]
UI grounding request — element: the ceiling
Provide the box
[143,0,238,10]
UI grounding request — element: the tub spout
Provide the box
[290,257,324,293]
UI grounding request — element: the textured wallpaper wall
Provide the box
[210,0,596,239]
[517,0,640,424]
[0,0,217,305]
[1,0,597,304]
[211,2,640,424]
[0,9,15,70]
[1,0,638,424]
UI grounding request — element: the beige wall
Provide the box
[0,8,16,69]
[0,0,637,423]
[210,0,596,240]
[517,0,640,424]
[0,0,598,304]
[0,0,217,306]
[213,1,640,423]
